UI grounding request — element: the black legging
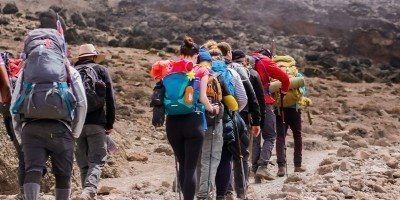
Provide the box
[166,113,204,200]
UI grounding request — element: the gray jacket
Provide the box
[11,66,87,142]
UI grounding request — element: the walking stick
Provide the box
[279,89,288,177]
[248,114,254,178]
[174,156,182,200]
[231,111,247,199]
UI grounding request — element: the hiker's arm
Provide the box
[102,67,116,130]
[10,71,23,143]
[232,71,248,111]
[268,61,290,93]
[0,64,11,104]
[243,78,261,126]
[251,71,266,125]
[70,67,87,139]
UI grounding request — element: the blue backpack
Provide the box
[163,72,201,115]
[211,60,235,95]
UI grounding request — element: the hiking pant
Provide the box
[166,113,204,200]
[196,120,223,198]
[252,104,277,172]
[21,120,73,198]
[3,116,26,190]
[75,124,108,197]
[276,108,303,167]
[215,143,232,197]
[228,123,250,195]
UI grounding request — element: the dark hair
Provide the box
[180,36,199,57]
[217,42,232,56]
[257,49,273,59]
[39,9,66,30]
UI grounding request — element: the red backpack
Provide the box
[0,52,23,104]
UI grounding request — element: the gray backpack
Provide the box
[11,29,77,122]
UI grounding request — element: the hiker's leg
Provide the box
[233,134,250,195]
[258,105,277,166]
[197,120,223,198]
[21,124,49,200]
[81,126,107,197]
[48,123,74,200]
[215,145,232,197]
[183,127,204,200]
[275,109,286,168]
[252,133,262,173]
[166,116,186,190]
[286,108,303,167]
[75,132,89,187]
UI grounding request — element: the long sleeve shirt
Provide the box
[253,56,290,104]
[75,60,116,130]
[11,66,87,142]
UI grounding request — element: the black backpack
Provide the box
[75,63,106,113]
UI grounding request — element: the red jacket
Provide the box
[253,54,290,104]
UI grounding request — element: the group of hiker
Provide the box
[150,36,312,200]
[0,16,115,200]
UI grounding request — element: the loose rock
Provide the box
[154,144,174,156]
[337,146,355,157]
[126,152,149,162]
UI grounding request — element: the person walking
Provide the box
[251,49,290,181]
[165,36,219,200]
[11,28,87,200]
[73,44,116,200]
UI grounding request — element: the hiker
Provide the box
[204,41,248,200]
[224,48,262,199]
[225,49,265,198]
[163,36,219,200]
[272,55,312,176]
[251,49,290,182]
[195,48,224,199]
[0,53,26,199]
[11,28,87,200]
[73,44,116,199]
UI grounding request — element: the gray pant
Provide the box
[75,125,108,196]
[197,120,224,198]
[21,120,74,177]
[252,104,277,172]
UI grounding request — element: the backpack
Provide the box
[11,28,77,122]
[162,71,201,115]
[211,60,235,95]
[75,63,106,113]
[272,55,312,108]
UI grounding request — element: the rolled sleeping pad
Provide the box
[269,77,305,93]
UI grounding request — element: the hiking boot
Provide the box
[255,166,275,181]
[277,167,285,177]
[226,191,235,200]
[254,176,262,184]
[294,166,306,173]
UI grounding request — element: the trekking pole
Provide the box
[231,111,247,199]
[174,156,182,200]
[207,110,218,198]
[280,89,288,177]
[248,114,254,178]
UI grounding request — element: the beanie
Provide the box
[232,49,246,61]
[198,48,212,62]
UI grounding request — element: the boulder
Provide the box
[0,17,10,25]
[126,152,149,162]
[318,165,334,175]
[154,144,174,156]
[2,3,18,14]
[282,185,302,194]
[71,12,86,27]
[284,174,303,183]
[348,139,368,149]
[337,146,355,157]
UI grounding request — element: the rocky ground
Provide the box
[0,1,399,200]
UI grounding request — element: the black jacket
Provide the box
[75,60,116,130]
[229,61,261,127]
[248,68,266,127]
